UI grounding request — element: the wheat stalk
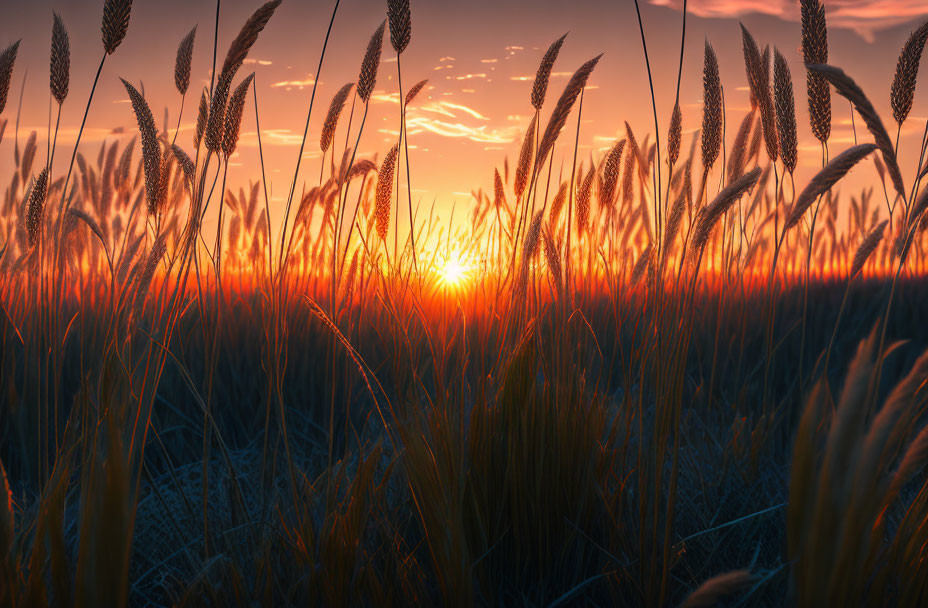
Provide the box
[599,139,625,209]
[702,41,722,173]
[320,82,354,154]
[662,189,687,260]
[741,25,778,162]
[691,167,761,254]
[576,166,594,234]
[121,79,161,215]
[222,73,254,158]
[891,21,928,126]
[387,0,411,55]
[207,0,282,153]
[26,168,49,245]
[727,111,755,183]
[514,114,537,200]
[375,144,399,240]
[808,64,904,200]
[784,143,876,233]
[850,219,888,278]
[536,55,602,173]
[102,0,133,55]
[358,21,386,104]
[175,26,196,96]
[774,48,797,175]
[801,0,830,143]
[668,102,682,167]
[405,78,428,106]
[133,234,166,317]
[194,88,208,150]
[0,41,21,115]
[50,13,70,105]
[532,33,567,110]
[494,168,505,209]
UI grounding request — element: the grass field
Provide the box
[3,0,928,606]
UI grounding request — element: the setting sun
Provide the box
[439,255,471,287]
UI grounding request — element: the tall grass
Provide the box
[3,1,928,606]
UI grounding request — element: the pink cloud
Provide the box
[650,0,928,41]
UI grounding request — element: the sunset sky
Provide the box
[3,0,928,239]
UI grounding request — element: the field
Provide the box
[2,0,928,606]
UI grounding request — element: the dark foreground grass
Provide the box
[3,278,928,606]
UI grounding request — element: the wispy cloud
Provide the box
[509,71,571,82]
[650,0,928,41]
[271,74,316,90]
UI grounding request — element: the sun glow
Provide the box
[439,255,471,288]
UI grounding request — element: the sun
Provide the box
[439,255,470,287]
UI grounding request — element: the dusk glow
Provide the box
[3,1,928,605]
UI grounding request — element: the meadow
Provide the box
[2,0,928,605]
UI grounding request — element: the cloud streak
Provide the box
[650,0,928,41]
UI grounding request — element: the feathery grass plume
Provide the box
[133,234,166,316]
[668,102,682,167]
[0,41,21,115]
[20,132,37,185]
[741,25,778,162]
[115,137,135,187]
[600,139,625,209]
[801,0,830,143]
[785,143,876,232]
[175,26,196,96]
[26,168,50,245]
[518,210,544,291]
[576,166,594,233]
[207,0,282,153]
[536,55,602,172]
[347,158,376,181]
[222,73,254,158]
[622,140,636,206]
[194,88,208,149]
[171,143,195,187]
[121,79,161,214]
[514,114,537,199]
[387,0,411,54]
[358,21,386,104]
[375,144,399,240]
[50,13,70,105]
[702,41,722,172]
[630,243,652,285]
[691,167,761,254]
[102,0,132,55]
[727,111,755,183]
[774,48,798,174]
[542,229,561,287]
[850,219,888,278]
[320,82,354,153]
[663,189,687,259]
[405,78,428,105]
[532,33,567,110]
[891,21,928,126]
[68,208,107,247]
[682,570,755,608]
[549,181,568,226]
[219,0,281,83]
[810,64,905,199]
[494,168,505,208]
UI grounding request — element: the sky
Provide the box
[3,0,928,239]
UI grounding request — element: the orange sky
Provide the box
[3,0,928,241]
